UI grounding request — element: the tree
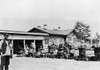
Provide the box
[43,24,47,27]
[58,27,61,30]
[73,22,91,42]
[37,25,41,28]
[92,33,100,45]
[43,24,47,29]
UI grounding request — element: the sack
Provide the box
[1,40,7,54]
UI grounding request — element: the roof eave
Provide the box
[0,31,49,36]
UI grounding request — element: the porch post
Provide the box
[34,40,36,52]
[43,40,45,49]
[11,39,14,57]
[24,40,26,50]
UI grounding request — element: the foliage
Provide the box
[73,22,91,42]
[92,33,100,44]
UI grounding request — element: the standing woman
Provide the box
[0,34,12,70]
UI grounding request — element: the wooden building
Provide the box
[0,30,48,54]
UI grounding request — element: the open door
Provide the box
[35,40,43,52]
[13,40,24,54]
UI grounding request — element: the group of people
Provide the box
[24,42,43,57]
[24,43,36,57]
[48,42,73,58]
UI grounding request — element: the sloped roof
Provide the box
[29,27,73,36]
[0,29,48,36]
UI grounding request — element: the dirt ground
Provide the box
[9,57,100,70]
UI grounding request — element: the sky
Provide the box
[0,0,100,37]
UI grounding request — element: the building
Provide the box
[0,30,48,54]
[0,27,80,55]
[28,27,73,46]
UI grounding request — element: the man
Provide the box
[0,34,12,70]
[31,42,36,52]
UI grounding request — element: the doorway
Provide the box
[35,40,43,52]
[13,40,24,54]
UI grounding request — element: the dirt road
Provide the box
[10,57,100,70]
